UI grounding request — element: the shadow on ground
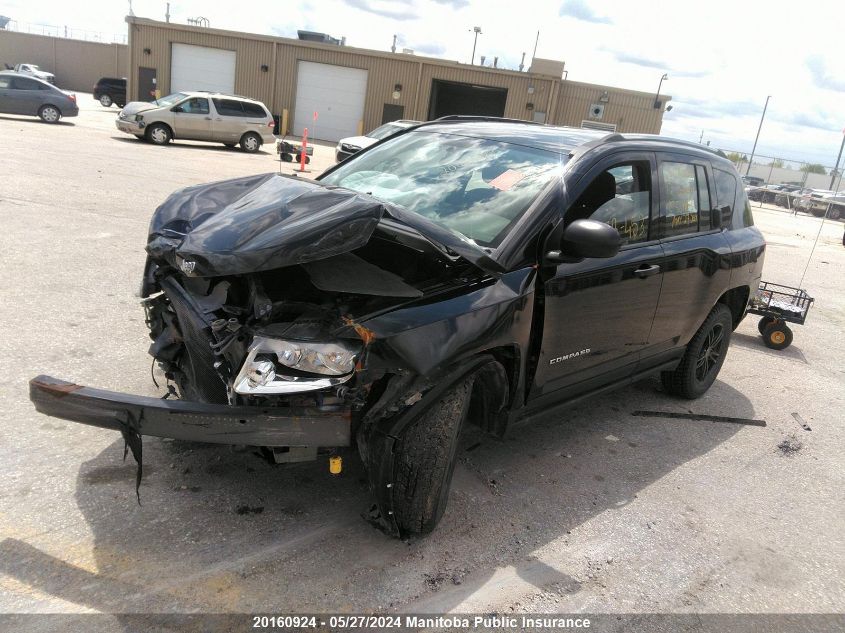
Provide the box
[0,377,759,626]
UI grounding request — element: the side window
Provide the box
[213,98,245,116]
[11,77,41,91]
[569,162,652,245]
[242,102,266,117]
[180,97,209,114]
[659,161,700,237]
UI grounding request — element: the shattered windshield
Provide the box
[319,130,562,248]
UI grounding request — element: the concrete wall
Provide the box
[128,18,669,141]
[0,30,127,92]
[734,162,837,189]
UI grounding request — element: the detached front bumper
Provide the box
[29,375,351,447]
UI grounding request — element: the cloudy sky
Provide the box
[4,0,844,166]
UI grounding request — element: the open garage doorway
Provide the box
[428,79,507,119]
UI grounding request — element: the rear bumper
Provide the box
[29,375,351,447]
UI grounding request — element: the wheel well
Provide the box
[465,346,519,437]
[718,285,751,329]
[39,103,61,113]
[241,131,262,142]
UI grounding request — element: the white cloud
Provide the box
[5,0,844,164]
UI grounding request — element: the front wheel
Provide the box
[240,132,261,153]
[38,105,61,123]
[146,123,171,145]
[99,94,113,107]
[661,303,733,399]
[386,377,473,535]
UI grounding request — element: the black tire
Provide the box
[38,104,61,123]
[661,303,732,399]
[828,207,841,220]
[762,322,793,350]
[240,132,262,153]
[99,94,113,107]
[146,123,171,145]
[116,102,126,109]
[390,376,473,535]
[758,316,776,334]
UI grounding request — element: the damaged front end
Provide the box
[31,173,502,481]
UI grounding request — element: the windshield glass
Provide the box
[156,92,188,107]
[367,123,403,140]
[320,130,562,247]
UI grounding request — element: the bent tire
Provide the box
[661,303,732,399]
[390,376,473,535]
[762,322,793,350]
[146,123,171,145]
[240,132,262,153]
[38,105,61,123]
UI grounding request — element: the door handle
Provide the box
[634,264,661,278]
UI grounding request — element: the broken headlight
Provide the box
[233,336,360,395]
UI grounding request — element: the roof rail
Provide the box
[623,134,728,158]
[433,115,543,126]
[567,132,626,161]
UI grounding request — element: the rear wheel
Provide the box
[146,123,171,145]
[661,303,732,399]
[828,207,841,220]
[38,105,61,123]
[240,132,262,153]
[387,376,473,535]
[99,94,113,107]
[762,322,793,350]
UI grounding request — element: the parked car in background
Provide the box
[806,193,845,220]
[13,63,55,84]
[115,91,275,152]
[0,71,77,122]
[747,183,797,204]
[793,189,835,212]
[31,119,765,536]
[93,77,126,108]
[335,119,421,161]
[741,175,765,187]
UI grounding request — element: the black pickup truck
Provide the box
[30,118,766,537]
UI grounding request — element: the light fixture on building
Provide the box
[526,102,535,110]
[143,47,151,55]
[260,64,269,72]
[392,83,402,100]
[599,91,609,103]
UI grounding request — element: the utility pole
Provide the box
[165,2,170,22]
[746,95,771,176]
[469,26,482,64]
[391,34,397,53]
[531,31,539,67]
[519,52,525,72]
[829,129,845,190]
[654,73,668,108]
[699,130,704,144]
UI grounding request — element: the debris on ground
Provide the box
[777,435,803,456]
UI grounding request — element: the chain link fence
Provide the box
[0,19,126,45]
[716,149,844,221]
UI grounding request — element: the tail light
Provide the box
[69,94,77,104]
[267,120,274,128]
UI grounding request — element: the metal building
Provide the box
[127,17,670,142]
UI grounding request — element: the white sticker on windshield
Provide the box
[489,169,525,191]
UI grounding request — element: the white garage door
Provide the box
[293,61,368,142]
[171,43,236,95]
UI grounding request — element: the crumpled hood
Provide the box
[121,101,160,116]
[147,173,504,278]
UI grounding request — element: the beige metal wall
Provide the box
[127,18,668,139]
[0,31,127,92]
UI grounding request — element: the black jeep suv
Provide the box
[93,76,126,108]
[30,118,765,537]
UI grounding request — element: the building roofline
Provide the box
[126,16,563,80]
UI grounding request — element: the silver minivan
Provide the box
[115,91,276,152]
[0,71,78,123]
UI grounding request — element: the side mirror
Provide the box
[172,105,183,113]
[711,205,732,230]
[546,219,621,262]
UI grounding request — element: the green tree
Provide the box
[801,163,826,174]
[769,158,785,168]
[725,152,747,163]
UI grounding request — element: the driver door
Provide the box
[172,97,212,140]
[529,152,664,404]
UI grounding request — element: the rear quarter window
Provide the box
[212,99,245,116]
[241,102,266,117]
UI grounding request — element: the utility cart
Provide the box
[748,282,814,350]
[275,138,313,163]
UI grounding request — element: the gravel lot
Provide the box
[1,96,843,624]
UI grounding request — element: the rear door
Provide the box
[211,98,247,143]
[0,75,17,114]
[6,76,48,115]
[529,151,664,403]
[643,153,733,368]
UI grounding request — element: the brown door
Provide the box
[137,67,157,102]
[381,103,404,124]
